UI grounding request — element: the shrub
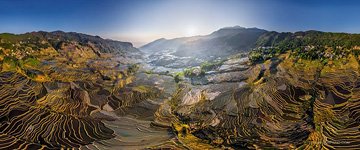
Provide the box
[249,51,264,63]
[174,72,183,83]
[183,67,204,77]
[200,61,223,72]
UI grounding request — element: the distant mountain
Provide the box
[0,31,141,58]
[140,26,267,58]
[42,31,141,54]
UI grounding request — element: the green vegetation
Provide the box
[22,57,40,67]
[144,70,153,74]
[200,60,223,72]
[174,72,184,83]
[2,56,18,70]
[5,56,40,67]
[250,31,360,63]
[179,60,223,79]
[132,85,151,93]
[257,31,360,50]
[0,33,50,53]
[183,67,205,77]
[127,64,139,74]
[249,47,279,63]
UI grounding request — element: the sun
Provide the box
[185,26,198,37]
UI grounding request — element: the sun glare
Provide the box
[185,26,197,36]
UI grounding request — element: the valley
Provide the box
[0,27,360,149]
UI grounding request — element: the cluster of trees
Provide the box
[257,31,360,50]
[249,47,278,63]
[249,31,360,63]
[1,55,40,70]
[180,60,224,79]
[173,60,224,83]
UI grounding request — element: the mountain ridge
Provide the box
[141,26,360,58]
[0,30,141,55]
[140,26,267,59]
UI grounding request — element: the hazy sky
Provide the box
[1,0,360,47]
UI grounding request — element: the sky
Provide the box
[1,0,360,47]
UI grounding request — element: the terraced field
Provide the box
[163,53,360,149]
[0,31,359,149]
[0,54,179,149]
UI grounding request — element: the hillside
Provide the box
[0,31,174,149]
[0,31,141,59]
[141,26,267,58]
[250,30,360,63]
[1,29,360,149]
[152,29,360,149]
